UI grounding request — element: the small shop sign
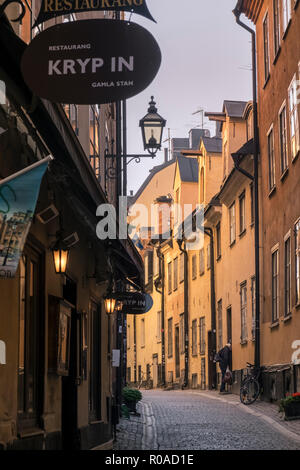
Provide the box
[113,291,153,314]
[32,0,156,28]
[21,19,161,104]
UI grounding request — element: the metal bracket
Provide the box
[0,0,26,23]
[105,151,156,180]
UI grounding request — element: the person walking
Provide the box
[217,343,232,393]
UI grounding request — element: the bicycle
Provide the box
[240,362,262,405]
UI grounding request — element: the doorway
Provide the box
[227,307,232,344]
[153,354,158,388]
[175,326,180,379]
[61,276,78,449]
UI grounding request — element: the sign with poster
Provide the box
[113,291,153,315]
[21,19,162,104]
[32,0,156,28]
[0,157,51,279]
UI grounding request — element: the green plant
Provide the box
[122,387,142,403]
[279,393,300,412]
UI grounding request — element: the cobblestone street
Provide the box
[114,390,300,451]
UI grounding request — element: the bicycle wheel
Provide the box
[240,378,260,405]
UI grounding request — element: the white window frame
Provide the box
[284,230,291,316]
[288,74,300,160]
[282,0,292,33]
[278,100,288,173]
[267,124,276,190]
[240,282,248,342]
[271,243,280,323]
[229,202,236,245]
[263,11,270,82]
[273,0,281,55]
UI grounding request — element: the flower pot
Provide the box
[124,400,137,413]
[284,401,300,421]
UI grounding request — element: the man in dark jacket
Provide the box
[218,343,232,393]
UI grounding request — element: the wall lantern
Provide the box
[51,235,70,274]
[104,295,116,315]
[139,96,166,156]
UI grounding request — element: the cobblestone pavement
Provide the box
[114,389,300,450]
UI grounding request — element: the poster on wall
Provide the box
[0,158,51,279]
[32,0,156,28]
[21,19,162,104]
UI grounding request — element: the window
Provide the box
[229,203,236,245]
[268,127,276,190]
[273,0,281,55]
[18,247,43,431]
[288,76,300,159]
[251,277,256,340]
[272,247,279,322]
[179,314,184,353]
[239,191,246,234]
[153,249,160,277]
[168,262,172,294]
[295,220,300,304]
[263,13,270,82]
[200,167,204,203]
[217,300,223,350]
[250,183,254,224]
[89,301,101,421]
[157,311,162,342]
[168,318,173,357]
[284,235,291,316]
[199,248,205,275]
[207,244,211,270]
[199,317,206,355]
[179,252,184,283]
[279,104,288,173]
[89,105,101,179]
[240,282,247,342]
[223,141,228,179]
[141,319,145,347]
[63,104,78,134]
[127,324,131,349]
[201,358,206,389]
[192,254,197,280]
[192,320,197,356]
[144,254,148,285]
[173,257,178,290]
[282,0,292,32]
[216,223,221,259]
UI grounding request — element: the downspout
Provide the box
[177,239,189,388]
[233,2,261,368]
[204,227,217,389]
[156,246,166,387]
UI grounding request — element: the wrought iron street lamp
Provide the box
[139,96,166,156]
[105,96,166,182]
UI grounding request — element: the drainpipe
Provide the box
[233,2,260,368]
[156,246,166,387]
[204,227,217,389]
[177,239,189,388]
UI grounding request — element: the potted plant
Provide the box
[279,392,300,420]
[122,387,142,414]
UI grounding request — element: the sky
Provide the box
[124,0,253,195]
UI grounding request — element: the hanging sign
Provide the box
[0,157,51,279]
[21,19,161,104]
[113,291,153,315]
[32,0,156,28]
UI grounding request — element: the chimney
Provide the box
[164,147,168,163]
[130,190,134,196]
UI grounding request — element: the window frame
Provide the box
[240,281,248,342]
[267,124,276,191]
[271,244,280,323]
[229,202,236,246]
[263,11,270,83]
[278,101,288,174]
[284,231,291,316]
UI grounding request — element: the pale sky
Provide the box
[125,0,253,194]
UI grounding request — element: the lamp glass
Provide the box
[53,247,69,274]
[105,297,116,314]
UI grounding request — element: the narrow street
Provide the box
[114,390,300,451]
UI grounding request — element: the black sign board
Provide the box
[21,19,161,104]
[32,0,156,28]
[113,292,153,315]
